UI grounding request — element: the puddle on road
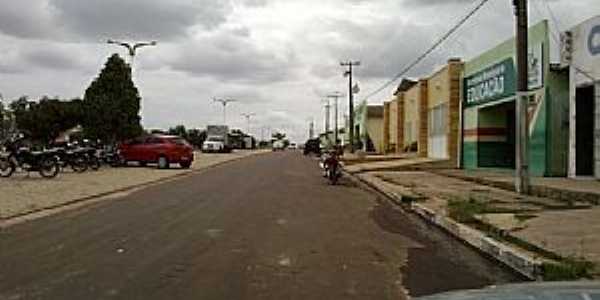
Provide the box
[368,200,525,298]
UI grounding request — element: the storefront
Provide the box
[354,101,384,153]
[403,80,428,155]
[427,59,463,163]
[462,20,569,176]
[566,16,600,178]
[383,79,417,154]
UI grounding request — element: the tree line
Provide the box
[1,54,142,145]
[0,53,256,148]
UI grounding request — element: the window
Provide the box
[146,137,165,144]
[429,103,447,137]
[169,138,189,146]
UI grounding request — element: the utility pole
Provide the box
[328,92,343,145]
[212,98,236,125]
[241,113,255,135]
[514,0,530,194]
[0,92,4,140]
[341,61,360,152]
[309,118,315,139]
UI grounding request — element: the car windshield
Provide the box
[4,1,600,299]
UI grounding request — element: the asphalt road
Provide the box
[0,151,523,300]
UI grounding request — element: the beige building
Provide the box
[426,58,463,163]
[383,79,417,153]
[381,60,462,161]
[403,79,428,156]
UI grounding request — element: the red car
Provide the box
[118,135,194,169]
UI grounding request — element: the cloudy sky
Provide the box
[1,0,599,142]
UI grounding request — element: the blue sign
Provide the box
[588,25,600,56]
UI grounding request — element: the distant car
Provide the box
[202,136,229,153]
[118,135,194,169]
[288,143,297,150]
[272,140,285,151]
[303,138,321,156]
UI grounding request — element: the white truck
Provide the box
[202,125,231,153]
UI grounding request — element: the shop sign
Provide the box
[528,43,544,89]
[588,24,600,56]
[464,58,516,107]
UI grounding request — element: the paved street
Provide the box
[0,151,522,300]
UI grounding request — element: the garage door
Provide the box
[428,104,448,159]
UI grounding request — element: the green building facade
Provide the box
[462,20,569,176]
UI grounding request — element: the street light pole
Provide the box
[328,92,343,145]
[107,40,157,73]
[213,98,236,125]
[241,113,256,135]
[341,61,360,153]
[513,0,530,194]
[322,98,331,144]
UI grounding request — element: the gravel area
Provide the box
[0,150,266,219]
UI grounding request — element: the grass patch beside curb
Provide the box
[541,257,596,281]
[447,198,488,223]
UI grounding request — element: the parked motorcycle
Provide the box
[97,144,123,167]
[52,143,89,173]
[80,140,100,171]
[0,138,60,178]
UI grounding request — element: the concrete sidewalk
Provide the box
[434,169,600,205]
[343,156,449,174]
[355,170,600,279]
[0,150,268,220]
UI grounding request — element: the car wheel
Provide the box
[157,156,169,169]
[180,161,191,169]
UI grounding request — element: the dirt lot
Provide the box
[0,150,266,219]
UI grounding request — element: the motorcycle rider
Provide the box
[323,145,342,179]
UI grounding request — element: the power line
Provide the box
[537,0,598,81]
[361,0,492,102]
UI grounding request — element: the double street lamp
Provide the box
[106,39,157,73]
[241,113,256,135]
[213,98,237,125]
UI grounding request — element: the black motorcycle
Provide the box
[80,141,101,171]
[85,147,101,170]
[321,151,342,185]
[98,145,123,167]
[53,145,89,173]
[0,139,60,178]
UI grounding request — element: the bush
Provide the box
[447,198,489,224]
[541,257,596,281]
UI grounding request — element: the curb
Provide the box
[0,151,269,227]
[349,171,542,280]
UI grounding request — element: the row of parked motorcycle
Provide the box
[0,136,123,179]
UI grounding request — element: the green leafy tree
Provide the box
[186,128,206,148]
[83,54,143,143]
[168,125,187,138]
[9,96,83,143]
[271,132,286,140]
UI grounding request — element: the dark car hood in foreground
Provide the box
[415,282,600,300]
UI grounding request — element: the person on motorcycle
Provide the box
[323,149,339,178]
